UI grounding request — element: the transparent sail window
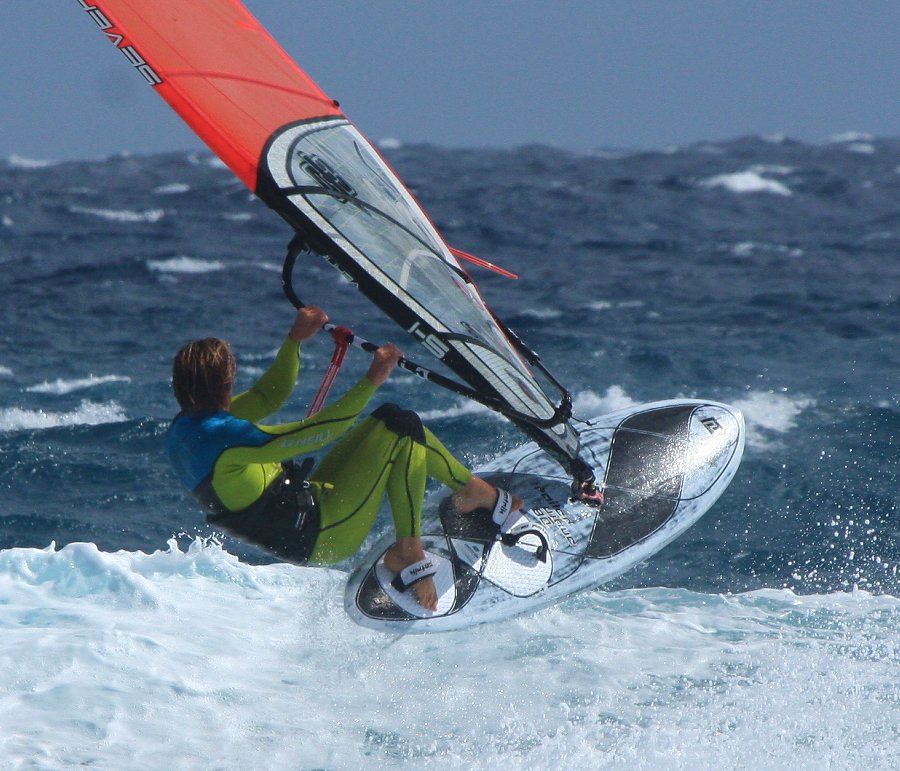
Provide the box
[287,124,512,354]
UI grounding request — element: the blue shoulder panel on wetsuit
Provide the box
[165,411,272,491]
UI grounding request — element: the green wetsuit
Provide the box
[165,336,472,564]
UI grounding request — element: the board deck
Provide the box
[345,399,745,633]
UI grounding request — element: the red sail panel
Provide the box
[84,0,342,188]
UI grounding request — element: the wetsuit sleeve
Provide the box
[229,336,300,422]
[219,376,378,465]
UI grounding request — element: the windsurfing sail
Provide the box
[77,0,592,482]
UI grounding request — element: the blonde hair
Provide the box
[172,338,236,412]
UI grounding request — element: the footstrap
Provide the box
[491,489,514,526]
[390,557,437,593]
[491,489,550,563]
[500,527,550,563]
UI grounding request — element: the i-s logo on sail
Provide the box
[77,2,163,86]
[407,322,450,359]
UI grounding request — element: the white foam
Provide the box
[729,242,804,258]
[251,261,282,273]
[750,164,794,176]
[152,182,190,195]
[517,307,563,320]
[0,541,896,769]
[0,365,12,377]
[419,399,495,421]
[69,206,165,223]
[6,154,57,170]
[0,400,128,432]
[378,137,404,150]
[573,385,638,418]
[185,152,230,170]
[845,143,876,155]
[2,215,14,228]
[147,256,225,274]
[732,390,815,449]
[26,374,131,395]
[700,170,793,196]
[239,366,266,378]
[223,212,254,222]
[583,300,645,312]
[830,131,874,144]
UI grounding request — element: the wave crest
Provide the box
[0,400,128,433]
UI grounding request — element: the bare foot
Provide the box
[452,476,524,516]
[383,537,438,611]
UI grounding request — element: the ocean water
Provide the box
[1,134,898,768]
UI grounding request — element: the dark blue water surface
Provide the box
[1,136,897,595]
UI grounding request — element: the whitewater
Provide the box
[1,134,898,768]
[1,539,897,769]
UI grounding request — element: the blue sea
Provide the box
[1,134,898,768]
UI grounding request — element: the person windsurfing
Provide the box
[165,306,545,611]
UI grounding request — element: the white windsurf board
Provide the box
[345,399,744,633]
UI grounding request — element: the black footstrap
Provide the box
[390,557,437,593]
[500,528,550,563]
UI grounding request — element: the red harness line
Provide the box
[306,326,354,417]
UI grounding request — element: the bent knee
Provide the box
[371,403,425,443]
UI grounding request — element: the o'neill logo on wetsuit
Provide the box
[278,431,334,449]
[78,2,163,86]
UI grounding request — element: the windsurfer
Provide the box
[165,306,524,611]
